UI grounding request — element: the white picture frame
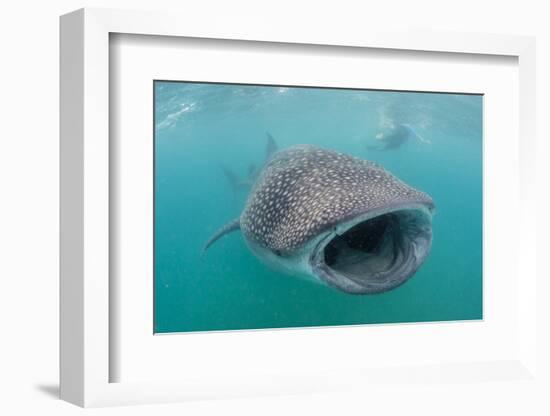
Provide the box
[60,7,538,408]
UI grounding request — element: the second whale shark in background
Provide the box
[205,144,435,295]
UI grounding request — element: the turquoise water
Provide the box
[154,81,483,333]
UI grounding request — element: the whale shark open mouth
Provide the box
[310,205,433,294]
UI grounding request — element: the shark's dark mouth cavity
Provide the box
[313,207,433,294]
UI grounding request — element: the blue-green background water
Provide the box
[154,81,483,333]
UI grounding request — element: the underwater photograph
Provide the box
[154,81,483,334]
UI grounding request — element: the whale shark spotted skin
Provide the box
[205,145,435,294]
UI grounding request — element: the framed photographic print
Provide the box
[60,8,539,408]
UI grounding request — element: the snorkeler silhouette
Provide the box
[221,132,278,193]
[366,123,431,151]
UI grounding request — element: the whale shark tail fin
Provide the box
[247,164,257,179]
[220,164,246,194]
[265,132,278,162]
[203,218,241,253]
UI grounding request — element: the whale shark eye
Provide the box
[273,249,282,257]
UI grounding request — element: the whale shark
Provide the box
[204,145,435,294]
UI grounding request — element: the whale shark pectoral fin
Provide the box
[203,218,241,253]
